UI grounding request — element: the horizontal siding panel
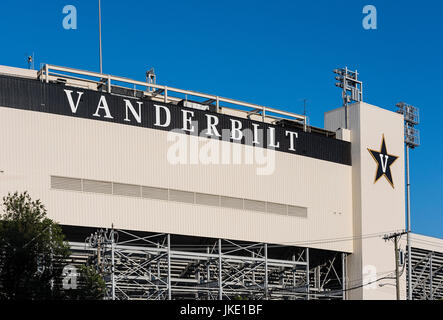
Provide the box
[288,205,307,218]
[221,196,243,210]
[142,186,168,201]
[244,199,266,213]
[169,189,195,204]
[196,193,220,207]
[267,202,287,215]
[113,183,141,197]
[51,176,82,191]
[83,179,112,195]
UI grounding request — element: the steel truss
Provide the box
[68,228,346,300]
[410,247,443,300]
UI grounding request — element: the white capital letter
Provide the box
[123,99,142,123]
[93,95,113,119]
[64,89,83,113]
[231,119,243,141]
[252,123,261,145]
[182,110,195,132]
[285,130,299,151]
[206,114,220,137]
[268,127,280,148]
[380,154,389,173]
[154,104,171,127]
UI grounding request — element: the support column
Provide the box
[206,246,211,300]
[264,243,268,300]
[167,234,171,300]
[430,252,433,300]
[252,251,256,284]
[292,254,296,300]
[111,226,116,300]
[306,248,310,300]
[218,239,222,300]
[342,253,346,300]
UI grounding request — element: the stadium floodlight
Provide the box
[333,67,364,129]
[146,68,156,81]
[396,102,420,300]
[146,68,156,92]
[27,54,34,70]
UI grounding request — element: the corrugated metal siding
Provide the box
[0,107,353,252]
[0,74,351,166]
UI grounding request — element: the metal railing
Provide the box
[37,64,307,130]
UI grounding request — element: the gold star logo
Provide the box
[367,135,399,188]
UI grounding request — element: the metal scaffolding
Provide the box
[68,228,346,300]
[410,247,443,300]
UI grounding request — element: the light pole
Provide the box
[98,0,103,74]
[396,102,420,300]
[333,67,363,129]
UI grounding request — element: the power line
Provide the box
[104,229,401,249]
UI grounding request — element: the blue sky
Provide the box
[0,0,441,238]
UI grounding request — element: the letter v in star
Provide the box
[367,134,399,188]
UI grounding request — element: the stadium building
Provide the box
[0,64,441,300]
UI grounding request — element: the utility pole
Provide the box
[383,231,407,300]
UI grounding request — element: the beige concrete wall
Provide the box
[326,102,406,300]
[0,106,353,252]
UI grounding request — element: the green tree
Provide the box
[63,265,107,300]
[0,192,70,299]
